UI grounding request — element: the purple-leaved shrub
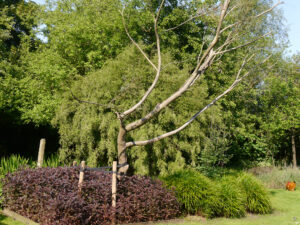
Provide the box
[1,167,180,224]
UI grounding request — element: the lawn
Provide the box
[1,189,299,225]
[158,189,300,225]
[0,214,24,225]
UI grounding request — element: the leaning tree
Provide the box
[70,0,282,174]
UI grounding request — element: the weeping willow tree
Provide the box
[54,0,283,175]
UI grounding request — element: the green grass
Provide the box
[1,189,299,225]
[157,189,300,225]
[0,214,25,225]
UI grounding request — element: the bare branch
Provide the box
[164,14,201,32]
[125,0,231,132]
[70,89,115,109]
[236,54,255,80]
[164,5,219,32]
[220,1,283,34]
[224,4,238,19]
[126,54,270,148]
[255,1,283,18]
[125,49,215,132]
[216,32,272,55]
[121,0,165,118]
[194,0,231,71]
[120,9,158,71]
[126,80,238,147]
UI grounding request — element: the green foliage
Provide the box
[54,45,213,174]
[215,176,246,218]
[0,0,294,178]
[43,154,62,168]
[249,167,300,189]
[160,169,218,217]
[161,170,271,218]
[237,173,272,214]
[225,53,300,167]
[0,154,30,177]
[41,0,127,74]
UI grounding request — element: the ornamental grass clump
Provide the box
[1,167,180,224]
[215,176,246,218]
[160,169,219,217]
[237,173,272,214]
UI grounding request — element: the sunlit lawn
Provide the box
[158,189,300,225]
[1,189,299,225]
[0,214,25,225]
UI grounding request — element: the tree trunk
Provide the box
[292,128,297,169]
[117,125,129,174]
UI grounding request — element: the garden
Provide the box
[1,0,300,224]
[1,155,300,224]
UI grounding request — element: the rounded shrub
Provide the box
[215,176,246,218]
[160,169,219,217]
[1,167,180,224]
[237,173,272,214]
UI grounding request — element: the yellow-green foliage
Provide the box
[0,155,29,177]
[161,170,272,218]
[160,169,218,217]
[237,173,272,214]
[215,176,246,218]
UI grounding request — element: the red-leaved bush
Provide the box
[1,167,180,224]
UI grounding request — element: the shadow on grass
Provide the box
[0,213,6,221]
[269,190,279,196]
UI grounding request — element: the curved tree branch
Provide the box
[125,0,231,132]
[220,1,283,34]
[120,9,158,71]
[120,0,165,118]
[126,54,266,147]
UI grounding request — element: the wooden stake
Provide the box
[73,161,78,166]
[78,161,86,192]
[37,138,46,168]
[112,161,117,208]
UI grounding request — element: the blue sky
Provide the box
[279,0,300,55]
[32,0,300,55]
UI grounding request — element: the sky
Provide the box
[32,0,300,55]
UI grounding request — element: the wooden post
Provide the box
[37,138,46,168]
[112,161,117,208]
[73,161,78,166]
[112,161,117,224]
[78,161,86,192]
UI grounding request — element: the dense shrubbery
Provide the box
[1,167,180,224]
[237,173,272,214]
[0,154,62,207]
[0,155,31,207]
[161,169,272,218]
[216,176,246,218]
[160,169,219,217]
[1,158,273,222]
